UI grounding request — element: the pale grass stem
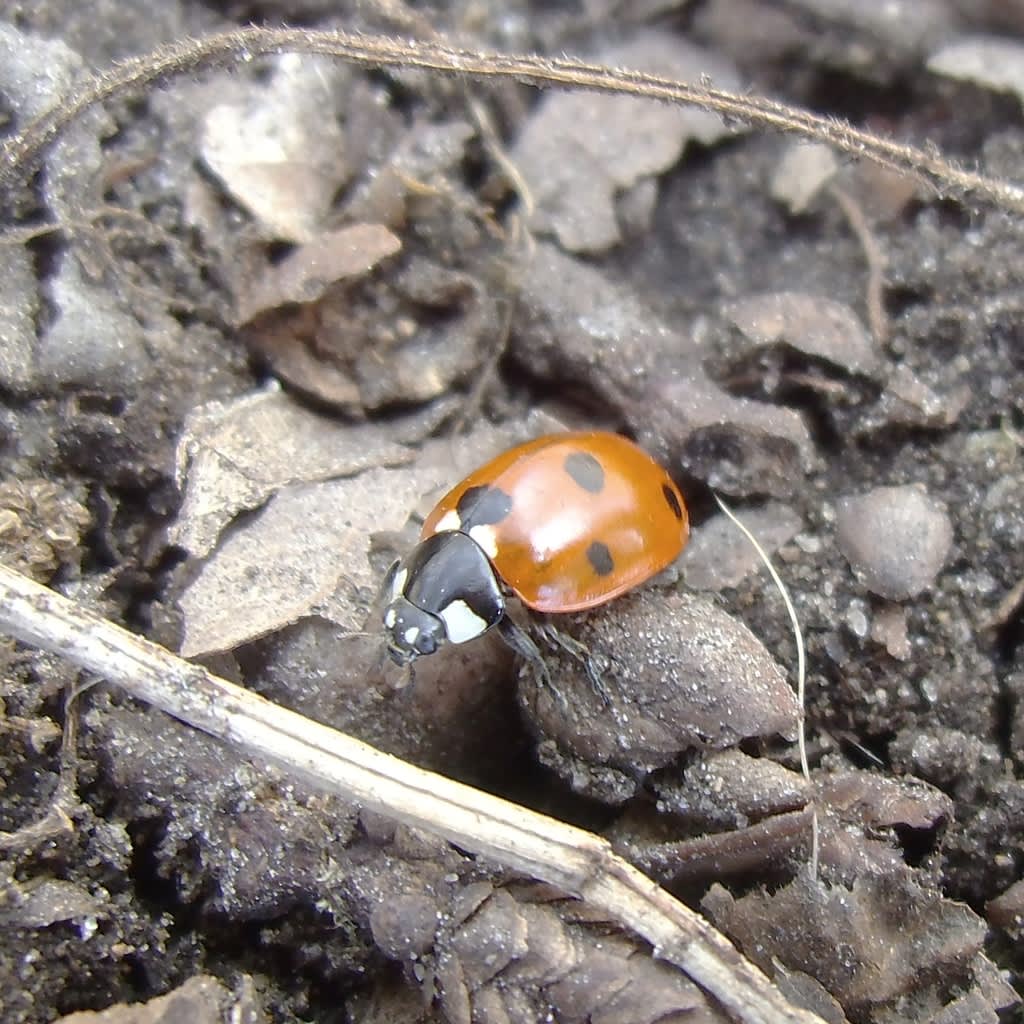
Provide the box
[713,494,819,878]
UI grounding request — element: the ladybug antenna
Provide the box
[713,493,818,880]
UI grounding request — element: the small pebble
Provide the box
[845,600,869,638]
[835,484,952,600]
[870,602,912,660]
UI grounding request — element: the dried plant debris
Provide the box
[704,872,1018,1023]
[170,389,413,559]
[192,64,486,415]
[512,31,743,252]
[343,119,476,228]
[514,242,814,496]
[654,749,811,831]
[682,502,802,591]
[235,223,402,325]
[3,4,1024,1021]
[428,886,728,1024]
[173,403,546,658]
[0,478,90,580]
[518,589,799,802]
[817,771,954,835]
[724,293,881,377]
[630,761,957,892]
[53,975,261,1024]
[0,877,102,930]
[835,485,953,600]
[174,419,424,655]
[200,54,353,242]
[90,701,722,1024]
[244,253,496,414]
[357,848,730,1024]
[771,961,850,1024]
[928,35,1024,103]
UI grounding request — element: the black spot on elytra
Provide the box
[564,451,605,494]
[586,540,614,577]
[662,483,683,520]
[456,484,513,527]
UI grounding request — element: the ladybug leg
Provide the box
[374,641,416,691]
[497,616,581,717]
[534,619,612,705]
[497,614,581,720]
[497,615,551,689]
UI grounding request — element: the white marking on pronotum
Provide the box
[435,510,461,533]
[438,599,488,643]
[468,524,499,559]
[403,626,420,646]
[384,608,397,629]
[390,568,408,602]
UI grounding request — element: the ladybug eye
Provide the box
[413,629,439,656]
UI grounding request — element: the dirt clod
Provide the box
[835,485,954,600]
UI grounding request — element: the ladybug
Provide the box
[382,431,689,665]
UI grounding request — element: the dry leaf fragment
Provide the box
[175,413,555,658]
[201,53,352,242]
[0,878,102,929]
[724,293,880,377]
[818,772,953,833]
[864,363,972,432]
[236,223,402,325]
[170,389,413,559]
[0,478,90,581]
[178,476,390,657]
[513,31,742,252]
[704,872,1009,1018]
[655,749,810,831]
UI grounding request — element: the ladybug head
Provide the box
[382,594,447,664]
[382,531,505,665]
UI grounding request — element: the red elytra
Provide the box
[421,431,690,613]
